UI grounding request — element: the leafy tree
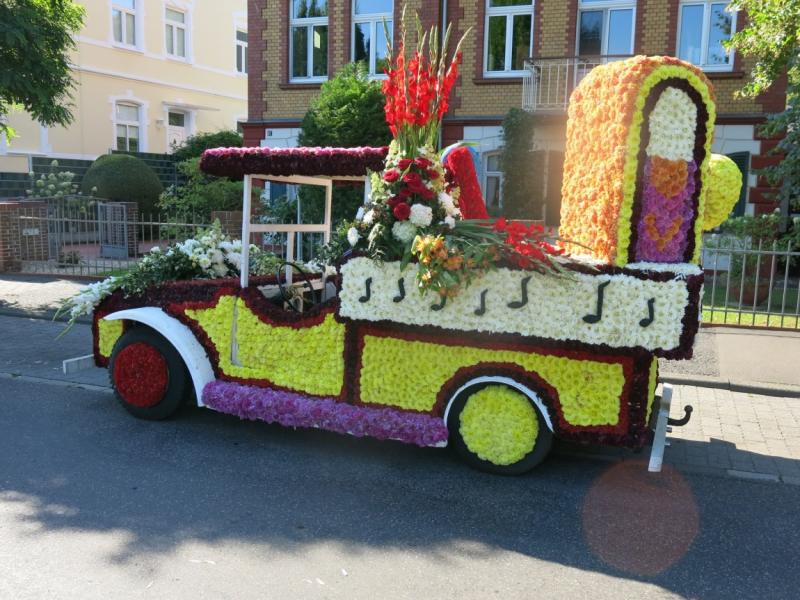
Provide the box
[726,0,800,216]
[0,0,85,137]
[298,61,390,149]
[289,62,391,226]
[159,158,250,219]
[171,130,243,162]
[500,108,539,218]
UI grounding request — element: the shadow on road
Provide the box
[0,378,798,599]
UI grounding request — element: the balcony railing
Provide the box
[522,55,633,113]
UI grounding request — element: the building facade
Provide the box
[243,0,787,223]
[0,0,248,178]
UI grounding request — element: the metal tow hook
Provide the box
[667,405,693,427]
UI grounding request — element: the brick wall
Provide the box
[248,0,267,122]
[245,0,788,217]
[212,210,245,238]
[249,1,786,128]
[0,202,22,272]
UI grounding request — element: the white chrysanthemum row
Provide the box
[339,257,695,352]
[645,87,698,163]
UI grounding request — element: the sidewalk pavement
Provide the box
[0,274,92,322]
[659,327,800,398]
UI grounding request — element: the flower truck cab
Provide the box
[76,56,741,475]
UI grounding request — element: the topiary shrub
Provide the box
[82,154,163,214]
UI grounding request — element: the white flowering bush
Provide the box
[56,221,282,332]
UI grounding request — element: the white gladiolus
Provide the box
[438,192,459,217]
[347,227,360,247]
[409,204,433,227]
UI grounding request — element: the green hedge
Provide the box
[81,154,163,214]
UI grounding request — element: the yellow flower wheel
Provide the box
[447,381,553,475]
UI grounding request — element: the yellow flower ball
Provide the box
[703,153,743,230]
[459,385,539,466]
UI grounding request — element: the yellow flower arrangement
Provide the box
[703,154,744,231]
[97,318,124,359]
[185,296,346,397]
[359,334,625,426]
[458,385,539,466]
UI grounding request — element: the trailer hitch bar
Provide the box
[667,405,693,427]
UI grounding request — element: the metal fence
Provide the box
[702,235,800,329]
[15,197,209,276]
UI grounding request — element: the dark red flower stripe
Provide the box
[199,146,389,179]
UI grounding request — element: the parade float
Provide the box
[61,18,742,475]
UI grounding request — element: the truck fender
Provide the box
[103,307,215,407]
[442,375,555,432]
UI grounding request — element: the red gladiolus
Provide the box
[393,202,411,221]
[398,158,413,170]
[384,169,401,182]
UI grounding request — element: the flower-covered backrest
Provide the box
[559,56,740,267]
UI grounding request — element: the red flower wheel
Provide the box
[109,327,191,420]
[112,342,169,408]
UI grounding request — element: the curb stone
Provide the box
[660,374,800,399]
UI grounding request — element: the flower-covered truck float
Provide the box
[62,49,742,475]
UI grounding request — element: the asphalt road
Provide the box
[0,374,798,600]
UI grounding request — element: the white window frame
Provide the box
[289,2,329,83]
[164,6,189,60]
[677,1,737,72]
[483,0,534,78]
[236,29,248,74]
[111,0,140,49]
[114,102,142,152]
[575,0,636,57]
[351,1,393,79]
[483,151,504,213]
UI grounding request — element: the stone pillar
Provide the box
[0,201,22,272]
